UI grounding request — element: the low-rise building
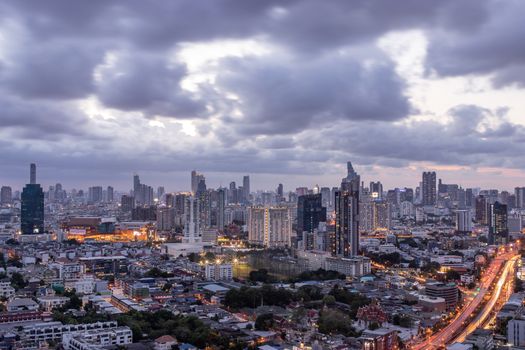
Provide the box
[62,326,132,350]
[425,282,458,311]
[22,321,119,342]
[6,298,39,312]
[325,256,371,277]
[37,296,70,311]
[204,264,233,281]
[0,281,15,299]
[154,335,178,350]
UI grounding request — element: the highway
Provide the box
[452,254,518,343]
[412,250,517,350]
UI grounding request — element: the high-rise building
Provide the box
[0,186,12,205]
[369,182,383,199]
[243,175,250,204]
[360,198,374,233]
[121,195,135,212]
[106,186,114,202]
[475,195,488,224]
[373,200,391,231]
[195,179,210,229]
[297,194,326,239]
[184,196,201,243]
[488,201,508,245]
[88,186,103,203]
[157,207,175,231]
[21,164,45,235]
[320,187,331,208]
[276,184,284,202]
[133,173,140,198]
[157,186,165,201]
[333,162,360,257]
[191,170,204,195]
[174,193,187,226]
[456,210,472,233]
[228,182,237,204]
[466,188,474,208]
[248,206,292,247]
[515,187,525,209]
[132,206,157,221]
[422,172,437,206]
[30,163,36,185]
[217,188,226,229]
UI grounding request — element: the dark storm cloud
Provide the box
[303,105,525,169]
[1,44,104,100]
[0,95,90,138]
[425,0,525,86]
[265,0,488,52]
[0,0,488,51]
[0,0,523,187]
[217,53,410,134]
[96,53,204,117]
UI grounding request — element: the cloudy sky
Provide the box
[1,0,525,192]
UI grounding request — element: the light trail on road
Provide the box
[411,250,517,350]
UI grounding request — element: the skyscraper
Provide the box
[107,186,114,202]
[184,196,201,243]
[133,174,143,205]
[88,186,103,203]
[515,187,525,209]
[333,162,360,257]
[191,170,204,195]
[133,173,140,195]
[248,206,292,247]
[297,194,326,237]
[369,181,383,199]
[0,186,12,205]
[217,188,226,229]
[475,195,488,224]
[276,184,284,202]
[422,171,437,206]
[243,175,250,204]
[196,179,210,229]
[157,186,165,201]
[488,201,508,245]
[121,195,135,212]
[30,163,36,185]
[21,164,45,234]
[456,210,472,233]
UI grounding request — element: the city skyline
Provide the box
[1,1,525,190]
[1,164,524,194]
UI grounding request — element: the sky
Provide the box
[1,0,525,192]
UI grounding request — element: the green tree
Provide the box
[323,295,336,306]
[318,309,357,336]
[10,272,27,290]
[255,313,274,331]
[446,270,461,281]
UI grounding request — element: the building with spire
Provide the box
[333,162,360,257]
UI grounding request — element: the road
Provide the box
[412,250,517,350]
[452,254,518,343]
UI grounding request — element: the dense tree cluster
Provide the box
[249,269,275,283]
[318,309,359,337]
[392,314,412,328]
[144,267,174,278]
[292,269,345,282]
[328,285,370,318]
[224,285,294,309]
[255,313,274,331]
